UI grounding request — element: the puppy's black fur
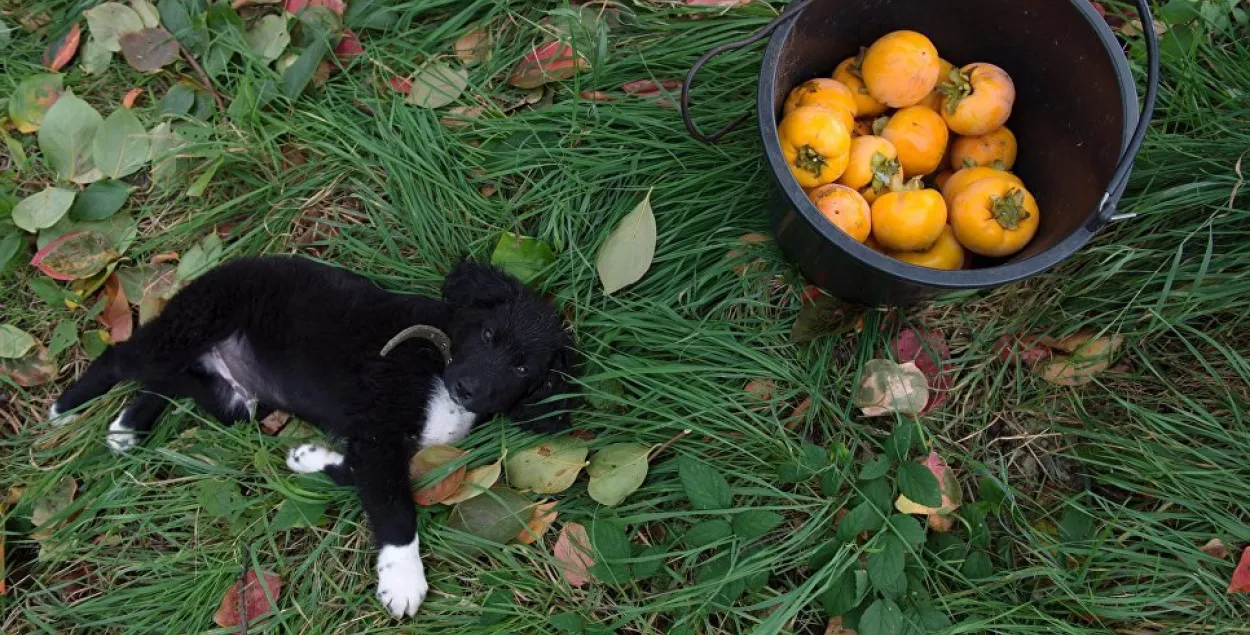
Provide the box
[50,256,575,617]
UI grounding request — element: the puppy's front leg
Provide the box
[351,440,427,619]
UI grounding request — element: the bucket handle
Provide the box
[680,0,818,144]
[1091,0,1160,230]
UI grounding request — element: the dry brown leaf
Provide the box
[515,500,558,544]
[260,411,291,435]
[1200,538,1228,559]
[213,570,282,627]
[454,26,492,65]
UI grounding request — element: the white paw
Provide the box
[377,539,427,619]
[285,444,344,474]
[48,404,78,427]
[106,414,138,454]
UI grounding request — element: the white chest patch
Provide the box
[201,343,259,417]
[419,379,476,448]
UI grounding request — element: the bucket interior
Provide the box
[768,0,1133,266]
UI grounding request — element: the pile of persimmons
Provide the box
[778,30,1039,270]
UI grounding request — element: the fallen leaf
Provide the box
[1230,547,1250,594]
[515,500,558,544]
[98,273,133,343]
[508,41,589,89]
[784,396,812,430]
[553,522,595,587]
[120,87,144,108]
[1038,333,1123,386]
[685,0,752,5]
[12,187,77,233]
[246,14,291,62]
[579,90,615,102]
[1200,538,1227,559]
[31,231,119,281]
[31,476,78,541]
[115,262,177,323]
[852,359,929,417]
[586,443,652,507]
[0,325,37,359]
[622,79,680,94]
[38,92,104,182]
[596,189,656,295]
[0,343,57,386]
[285,0,345,16]
[260,411,291,435]
[130,0,161,28]
[439,104,484,128]
[333,28,362,59]
[175,233,224,282]
[892,328,952,413]
[8,74,64,133]
[83,2,145,52]
[404,62,468,108]
[81,36,113,75]
[895,452,962,531]
[212,570,282,627]
[387,75,412,94]
[790,293,848,343]
[490,232,556,285]
[71,179,131,222]
[119,27,178,72]
[993,333,1052,367]
[744,378,775,401]
[409,444,468,506]
[445,487,534,546]
[506,436,589,494]
[454,26,492,65]
[441,453,505,505]
[44,23,82,71]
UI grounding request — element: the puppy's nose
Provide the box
[452,378,478,403]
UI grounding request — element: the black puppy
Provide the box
[48,256,575,618]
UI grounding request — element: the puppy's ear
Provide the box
[508,347,578,433]
[443,260,522,309]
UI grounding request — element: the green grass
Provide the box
[3,1,1250,633]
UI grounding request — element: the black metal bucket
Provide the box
[682,0,1159,306]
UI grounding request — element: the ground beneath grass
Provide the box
[2,1,1249,634]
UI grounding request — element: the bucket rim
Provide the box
[757,0,1141,290]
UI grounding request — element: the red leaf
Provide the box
[552,522,595,587]
[892,328,952,413]
[508,41,589,89]
[31,231,120,281]
[388,76,413,94]
[334,28,363,59]
[622,79,680,94]
[1089,1,1107,19]
[213,570,282,627]
[1231,547,1250,594]
[285,0,344,15]
[98,274,133,344]
[994,334,1053,367]
[121,87,144,109]
[44,23,81,72]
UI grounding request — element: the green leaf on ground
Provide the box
[898,461,942,509]
[505,436,589,494]
[83,2,145,52]
[586,442,650,507]
[683,519,732,548]
[31,231,119,281]
[405,63,469,108]
[271,498,327,531]
[596,189,656,294]
[677,455,731,510]
[48,320,78,356]
[837,501,884,542]
[446,487,532,547]
[888,514,926,547]
[70,180,130,221]
[858,455,890,481]
[0,325,37,359]
[176,233,224,281]
[818,568,863,617]
[12,187,77,233]
[732,510,784,540]
[246,14,290,62]
[80,37,113,75]
[859,598,903,635]
[866,534,907,597]
[39,92,103,182]
[196,479,244,520]
[490,232,556,285]
[93,107,150,179]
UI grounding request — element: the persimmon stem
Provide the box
[794,145,827,177]
[991,188,1030,229]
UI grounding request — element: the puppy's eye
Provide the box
[482,328,494,343]
[514,365,529,376]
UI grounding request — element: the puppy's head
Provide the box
[441,260,576,432]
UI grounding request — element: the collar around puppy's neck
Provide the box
[380,325,453,365]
